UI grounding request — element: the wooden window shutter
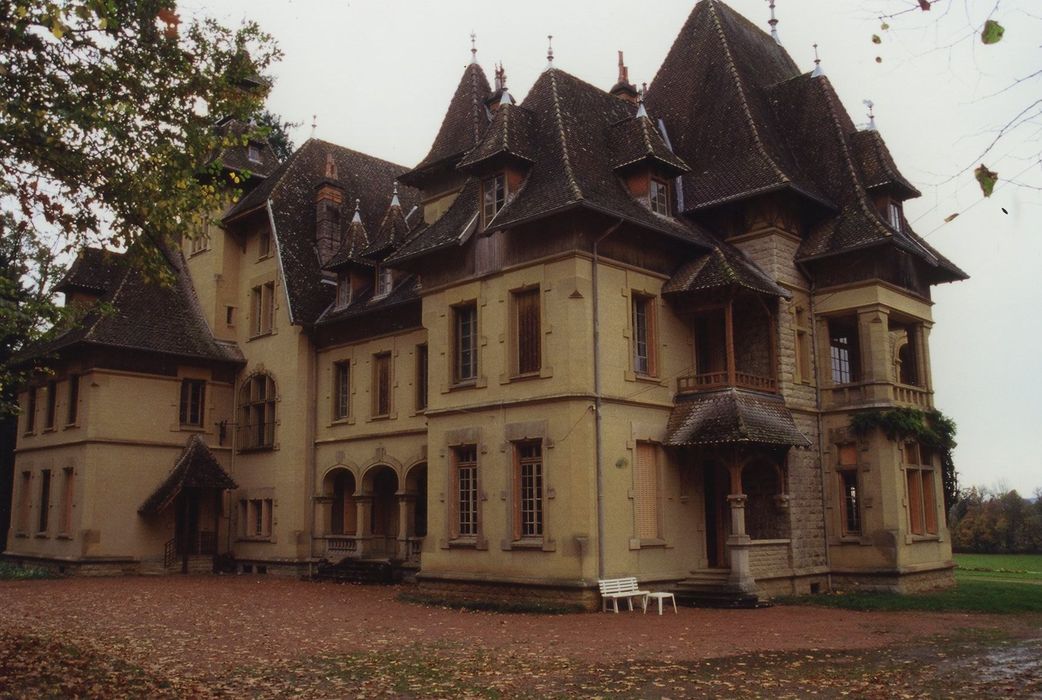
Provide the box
[515,288,540,375]
[635,443,659,540]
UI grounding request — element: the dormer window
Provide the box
[374,266,393,299]
[888,201,903,232]
[649,178,671,216]
[482,173,506,228]
[248,143,262,163]
[336,273,352,308]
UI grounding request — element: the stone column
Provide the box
[313,495,333,537]
[726,461,757,594]
[397,494,415,560]
[857,306,890,403]
[354,495,372,556]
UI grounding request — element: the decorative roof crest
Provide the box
[811,43,824,78]
[546,34,554,71]
[768,0,781,45]
[863,99,877,130]
[352,198,362,224]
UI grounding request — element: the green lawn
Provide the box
[778,554,1042,614]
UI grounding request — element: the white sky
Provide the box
[187,0,1042,496]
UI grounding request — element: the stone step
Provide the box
[314,558,402,585]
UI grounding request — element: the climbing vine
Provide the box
[850,408,958,517]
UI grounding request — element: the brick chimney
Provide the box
[610,51,639,105]
[315,153,343,265]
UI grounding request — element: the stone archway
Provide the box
[360,464,399,558]
[403,462,428,564]
[328,469,357,536]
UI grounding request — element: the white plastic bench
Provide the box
[598,577,651,613]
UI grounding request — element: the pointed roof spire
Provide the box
[546,34,555,71]
[470,31,478,64]
[811,43,824,77]
[636,83,648,119]
[498,63,513,105]
[864,100,877,130]
[768,0,781,45]
[390,182,400,208]
[351,198,362,224]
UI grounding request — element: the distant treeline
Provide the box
[950,487,1042,554]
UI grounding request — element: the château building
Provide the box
[4,0,966,604]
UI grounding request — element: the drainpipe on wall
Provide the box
[591,219,624,581]
[799,262,833,592]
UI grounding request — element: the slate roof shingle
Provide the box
[665,388,811,447]
[664,243,789,298]
[139,435,238,515]
[609,114,690,176]
[223,139,417,324]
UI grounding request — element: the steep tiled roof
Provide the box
[363,201,411,259]
[665,388,810,447]
[457,102,537,172]
[400,63,492,185]
[54,247,124,294]
[646,0,828,212]
[386,179,481,265]
[33,244,243,365]
[483,68,713,244]
[208,118,280,179]
[664,243,789,297]
[315,275,420,325]
[326,212,373,271]
[609,114,690,175]
[222,139,417,324]
[139,435,238,515]
[849,129,921,198]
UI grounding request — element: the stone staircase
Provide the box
[139,555,214,576]
[672,569,768,608]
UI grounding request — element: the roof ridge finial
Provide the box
[863,100,877,131]
[470,31,477,64]
[391,181,400,208]
[352,198,362,224]
[311,114,317,138]
[768,0,781,45]
[546,34,554,71]
[811,43,824,77]
[499,63,513,105]
[636,83,648,118]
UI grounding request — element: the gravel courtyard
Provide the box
[0,576,1039,698]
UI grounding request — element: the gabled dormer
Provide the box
[324,200,373,310]
[457,71,535,231]
[610,92,690,217]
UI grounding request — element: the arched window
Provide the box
[239,373,277,450]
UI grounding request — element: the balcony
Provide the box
[677,371,777,396]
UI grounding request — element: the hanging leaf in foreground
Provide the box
[974,164,999,197]
[981,20,1005,45]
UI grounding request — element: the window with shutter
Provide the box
[634,443,659,541]
[513,287,541,375]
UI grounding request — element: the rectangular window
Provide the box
[65,374,79,425]
[25,387,37,434]
[454,445,478,538]
[453,303,478,383]
[246,498,273,538]
[38,469,51,534]
[416,344,428,411]
[828,319,860,384]
[632,294,656,376]
[374,266,393,299]
[59,467,74,534]
[189,227,210,255]
[514,441,543,540]
[634,443,659,540]
[513,287,541,375]
[258,229,271,258]
[336,273,351,309]
[481,173,506,228]
[838,444,861,536]
[179,379,206,428]
[372,352,391,417]
[226,306,235,326]
[333,361,350,420]
[888,202,903,232]
[905,442,938,536]
[44,380,57,430]
[18,472,30,533]
[248,143,262,163]
[251,282,276,336]
[649,178,670,216]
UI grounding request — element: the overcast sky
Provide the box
[186,0,1042,495]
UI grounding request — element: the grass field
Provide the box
[779,553,1042,614]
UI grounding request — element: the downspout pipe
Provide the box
[592,219,624,581]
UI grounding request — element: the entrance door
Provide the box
[369,468,398,556]
[174,491,200,556]
[703,463,729,568]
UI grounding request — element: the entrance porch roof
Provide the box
[665,388,810,447]
[139,435,238,516]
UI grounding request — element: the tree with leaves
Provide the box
[1,1,281,261]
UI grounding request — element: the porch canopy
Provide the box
[663,244,790,299]
[665,388,810,447]
[139,434,237,515]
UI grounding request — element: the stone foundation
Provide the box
[415,575,600,612]
[831,564,955,593]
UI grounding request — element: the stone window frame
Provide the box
[442,428,488,550]
[903,441,939,539]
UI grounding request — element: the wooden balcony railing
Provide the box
[677,371,778,396]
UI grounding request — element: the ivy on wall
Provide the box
[850,408,958,517]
